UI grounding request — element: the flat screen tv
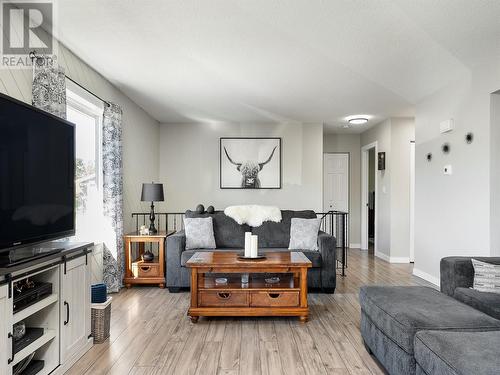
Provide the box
[0,92,75,251]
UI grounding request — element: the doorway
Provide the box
[361,142,378,251]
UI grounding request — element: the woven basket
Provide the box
[91,297,112,344]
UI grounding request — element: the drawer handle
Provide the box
[268,293,281,299]
[140,266,151,272]
[217,292,231,299]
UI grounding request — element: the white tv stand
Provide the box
[0,242,93,375]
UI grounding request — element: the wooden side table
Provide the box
[123,230,175,288]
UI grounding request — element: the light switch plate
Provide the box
[444,165,452,175]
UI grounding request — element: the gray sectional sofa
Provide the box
[166,209,337,293]
[360,256,500,375]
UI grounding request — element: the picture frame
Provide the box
[220,137,282,189]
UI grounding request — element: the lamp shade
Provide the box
[141,183,164,202]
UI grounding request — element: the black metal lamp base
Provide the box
[142,252,155,262]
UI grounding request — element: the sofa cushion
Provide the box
[185,210,250,248]
[183,217,216,250]
[472,259,500,294]
[180,248,322,267]
[453,287,500,320]
[415,330,500,375]
[359,286,500,354]
[289,218,321,251]
[252,210,317,248]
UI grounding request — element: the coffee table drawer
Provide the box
[199,291,249,307]
[250,291,299,307]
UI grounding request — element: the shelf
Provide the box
[13,294,58,324]
[199,274,299,291]
[11,329,56,366]
[133,257,159,266]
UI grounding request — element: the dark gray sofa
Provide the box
[166,209,337,293]
[360,257,500,375]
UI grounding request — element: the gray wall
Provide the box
[323,133,361,246]
[361,120,392,258]
[390,118,415,259]
[361,118,415,261]
[159,122,323,212]
[0,43,160,233]
[414,62,500,284]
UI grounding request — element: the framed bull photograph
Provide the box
[220,137,282,189]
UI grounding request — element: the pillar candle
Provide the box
[244,232,252,257]
[251,235,258,258]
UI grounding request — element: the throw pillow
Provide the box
[288,218,321,251]
[472,259,500,294]
[183,217,216,250]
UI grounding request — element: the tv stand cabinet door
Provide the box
[0,284,12,375]
[60,255,91,364]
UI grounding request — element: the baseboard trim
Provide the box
[390,257,410,264]
[374,251,390,262]
[413,268,440,287]
[374,252,410,264]
[349,243,361,249]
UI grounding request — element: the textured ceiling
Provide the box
[56,0,500,133]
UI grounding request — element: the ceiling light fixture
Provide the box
[348,117,369,125]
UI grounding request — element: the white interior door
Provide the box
[323,153,349,212]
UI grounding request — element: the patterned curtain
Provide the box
[32,58,66,119]
[102,103,124,293]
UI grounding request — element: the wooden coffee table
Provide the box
[185,251,312,323]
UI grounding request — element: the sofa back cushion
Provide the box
[184,210,250,248]
[252,210,317,248]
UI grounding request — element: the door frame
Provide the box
[361,142,378,251]
[409,141,415,262]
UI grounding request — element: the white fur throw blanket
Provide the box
[224,205,282,227]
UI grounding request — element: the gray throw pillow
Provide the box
[472,259,500,294]
[288,218,321,251]
[184,217,216,250]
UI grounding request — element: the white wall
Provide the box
[0,43,160,233]
[360,118,415,262]
[323,133,361,246]
[414,62,500,285]
[159,122,323,212]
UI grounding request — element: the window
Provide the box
[66,81,104,241]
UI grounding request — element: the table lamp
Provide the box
[141,182,164,234]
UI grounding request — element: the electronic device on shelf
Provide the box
[0,247,63,268]
[13,280,53,313]
[13,328,44,353]
[13,358,44,375]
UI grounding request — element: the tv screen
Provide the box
[0,93,75,251]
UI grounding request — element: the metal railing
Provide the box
[131,210,349,276]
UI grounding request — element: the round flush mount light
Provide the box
[348,117,369,125]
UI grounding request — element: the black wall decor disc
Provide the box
[466,132,474,144]
[442,143,450,154]
[426,153,432,162]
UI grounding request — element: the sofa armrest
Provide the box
[440,256,500,296]
[166,230,186,287]
[318,231,337,289]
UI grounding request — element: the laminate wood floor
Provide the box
[67,249,433,375]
